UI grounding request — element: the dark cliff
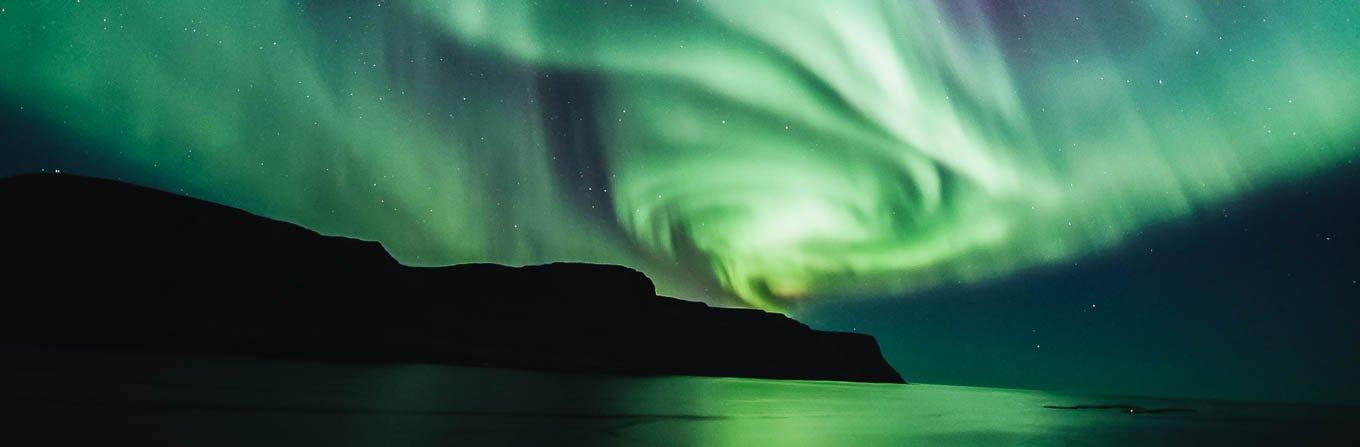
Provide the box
[0,173,904,384]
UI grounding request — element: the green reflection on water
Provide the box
[2,352,1356,445]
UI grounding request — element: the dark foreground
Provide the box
[3,349,1356,446]
[0,173,900,383]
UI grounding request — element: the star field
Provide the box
[2,0,1359,402]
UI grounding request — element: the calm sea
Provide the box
[2,349,1355,445]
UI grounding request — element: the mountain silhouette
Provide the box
[0,173,903,384]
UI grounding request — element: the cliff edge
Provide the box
[0,173,904,384]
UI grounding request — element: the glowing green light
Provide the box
[2,1,1357,309]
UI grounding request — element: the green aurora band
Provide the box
[2,1,1358,309]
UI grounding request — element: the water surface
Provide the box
[2,350,1354,445]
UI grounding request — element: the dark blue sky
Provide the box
[4,97,1359,404]
[809,161,1360,404]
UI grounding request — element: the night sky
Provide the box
[2,1,1358,404]
[808,164,1360,404]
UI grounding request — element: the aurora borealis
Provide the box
[2,0,1358,310]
